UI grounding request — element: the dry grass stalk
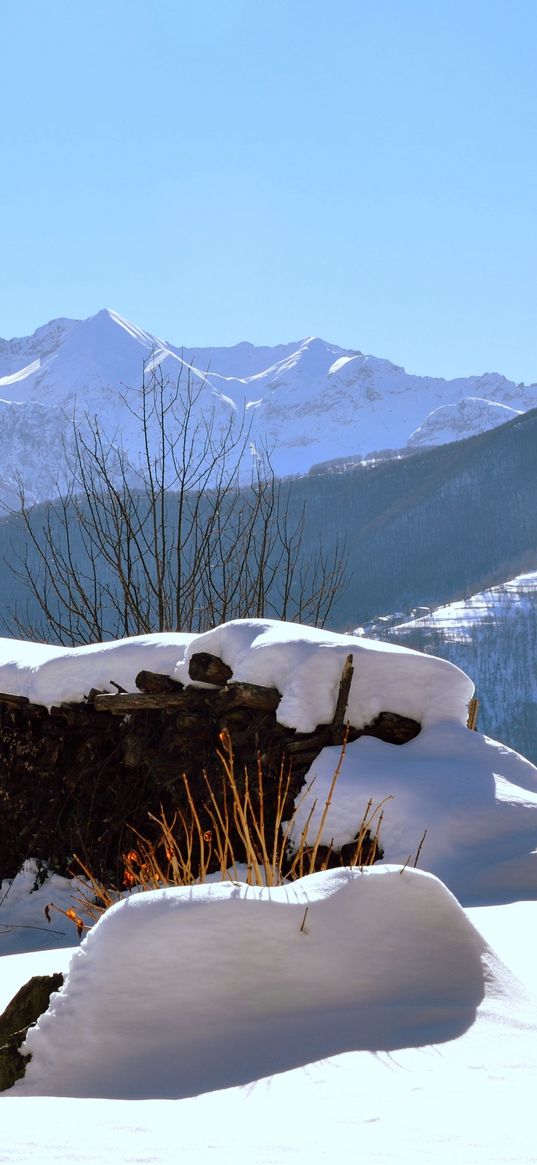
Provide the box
[467,696,479,730]
[64,727,385,928]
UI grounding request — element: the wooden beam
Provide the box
[0,692,30,709]
[330,654,354,744]
[93,691,190,714]
[467,697,479,731]
[217,682,281,713]
[135,670,184,694]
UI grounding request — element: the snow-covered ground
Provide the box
[1,880,537,1164]
[392,570,537,637]
[1,618,537,1161]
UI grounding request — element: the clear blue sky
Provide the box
[2,0,536,381]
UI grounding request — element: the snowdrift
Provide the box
[12,867,486,1099]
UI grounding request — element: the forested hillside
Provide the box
[374,574,537,764]
[0,407,535,640]
[305,406,537,626]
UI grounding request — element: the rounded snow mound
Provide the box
[173,618,474,730]
[288,725,537,905]
[13,866,485,1099]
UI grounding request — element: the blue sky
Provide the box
[2,0,536,381]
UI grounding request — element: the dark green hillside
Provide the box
[0,407,535,639]
[383,590,537,765]
[300,407,537,627]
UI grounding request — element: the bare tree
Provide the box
[7,364,347,644]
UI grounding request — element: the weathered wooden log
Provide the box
[330,654,354,745]
[285,731,330,755]
[362,711,420,745]
[0,692,30,709]
[188,653,233,686]
[87,688,107,702]
[467,696,479,731]
[93,691,189,714]
[216,682,281,713]
[135,670,184,694]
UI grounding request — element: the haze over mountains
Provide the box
[1,308,536,505]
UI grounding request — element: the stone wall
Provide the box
[0,652,420,882]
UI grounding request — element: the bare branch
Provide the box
[3,362,348,643]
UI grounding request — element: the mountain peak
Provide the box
[86,308,157,344]
[0,309,535,496]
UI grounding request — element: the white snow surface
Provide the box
[0,617,473,728]
[289,726,537,904]
[394,569,537,636]
[407,395,521,446]
[0,862,95,955]
[10,867,486,1100]
[172,618,474,730]
[0,631,196,708]
[1,871,536,1164]
[2,620,537,1158]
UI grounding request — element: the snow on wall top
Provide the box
[0,632,195,709]
[173,619,474,730]
[0,618,473,730]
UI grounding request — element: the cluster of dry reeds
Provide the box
[57,728,386,932]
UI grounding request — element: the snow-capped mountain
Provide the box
[407,397,522,447]
[0,308,536,505]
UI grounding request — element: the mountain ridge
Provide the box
[0,308,536,505]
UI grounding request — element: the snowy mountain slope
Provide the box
[375,571,537,764]
[408,396,521,447]
[393,571,537,635]
[0,317,77,377]
[0,401,76,501]
[298,406,537,630]
[0,309,536,502]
